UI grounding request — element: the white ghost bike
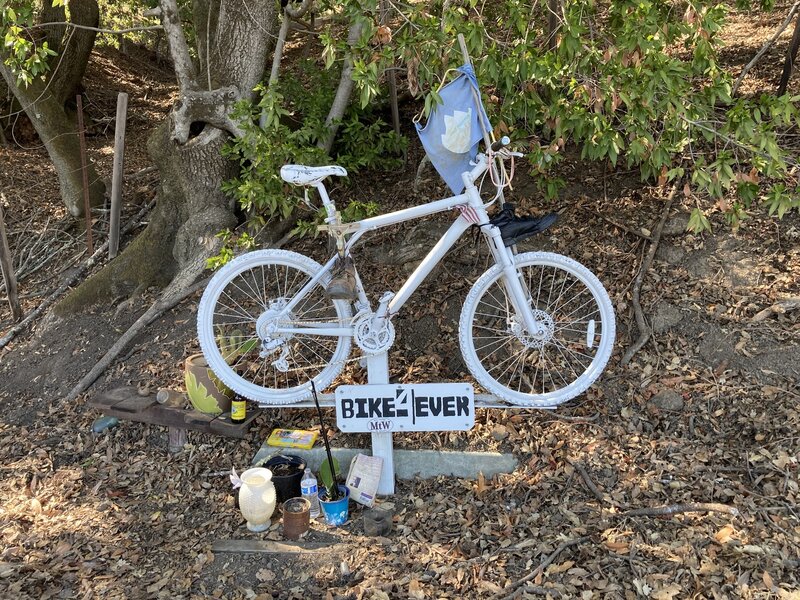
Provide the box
[196,139,615,407]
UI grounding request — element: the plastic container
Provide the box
[319,485,350,526]
[265,455,306,504]
[300,468,321,518]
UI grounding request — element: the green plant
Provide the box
[1,1,60,85]
[215,326,259,365]
[318,455,341,495]
[210,57,405,268]
[387,0,799,230]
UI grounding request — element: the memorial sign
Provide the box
[335,383,475,433]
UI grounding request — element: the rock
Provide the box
[491,424,509,441]
[655,244,685,265]
[652,302,683,333]
[662,212,690,236]
[648,390,684,412]
[91,415,120,435]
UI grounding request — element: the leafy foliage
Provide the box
[380,0,800,230]
[212,58,404,267]
[1,1,61,85]
[318,454,340,494]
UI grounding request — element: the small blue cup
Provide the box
[319,485,350,526]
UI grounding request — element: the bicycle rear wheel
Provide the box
[459,251,615,406]
[197,249,352,404]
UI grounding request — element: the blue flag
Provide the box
[415,64,493,195]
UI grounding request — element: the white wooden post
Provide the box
[0,202,23,321]
[367,351,395,495]
[109,92,129,259]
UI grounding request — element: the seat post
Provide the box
[315,183,337,223]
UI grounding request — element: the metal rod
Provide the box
[75,95,94,255]
[311,380,342,500]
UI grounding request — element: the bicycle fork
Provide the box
[485,230,542,334]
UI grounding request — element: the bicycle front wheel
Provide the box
[197,249,352,404]
[459,251,615,406]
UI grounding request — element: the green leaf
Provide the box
[687,208,711,233]
[319,455,340,493]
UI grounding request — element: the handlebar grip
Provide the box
[490,136,511,152]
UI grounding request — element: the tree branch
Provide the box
[159,0,197,91]
[38,3,67,53]
[25,22,163,35]
[0,201,155,352]
[778,10,800,94]
[317,20,364,154]
[616,503,739,518]
[621,184,678,366]
[49,0,101,105]
[171,86,244,143]
[262,0,314,128]
[732,1,800,96]
[493,537,591,600]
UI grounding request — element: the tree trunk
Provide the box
[0,67,106,217]
[778,11,800,95]
[56,0,278,312]
[318,20,363,154]
[0,0,105,217]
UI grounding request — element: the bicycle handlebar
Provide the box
[490,136,511,152]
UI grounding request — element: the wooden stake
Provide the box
[0,199,23,321]
[75,95,94,255]
[109,92,129,259]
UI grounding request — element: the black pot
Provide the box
[265,454,306,504]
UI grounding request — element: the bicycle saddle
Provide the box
[490,204,559,247]
[280,164,347,186]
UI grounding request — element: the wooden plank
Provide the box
[112,396,157,413]
[184,409,219,426]
[91,386,141,408]
[109,92,128,259]
[0,201,22,322]
[89,388,259,439]
[212,539,332,554]
[209,408,261,437]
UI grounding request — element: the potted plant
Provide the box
[184,354,232,415]
[311,382,349,526]
[264,454,306,503]
[185,328,258,415]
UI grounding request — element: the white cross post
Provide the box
[366,351,395,495]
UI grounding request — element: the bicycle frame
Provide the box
[274,154,541,337]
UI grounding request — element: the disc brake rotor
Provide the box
[510,309,555,349]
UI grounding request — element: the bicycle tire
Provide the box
[197,249,352,404]
[459,251,615,406]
